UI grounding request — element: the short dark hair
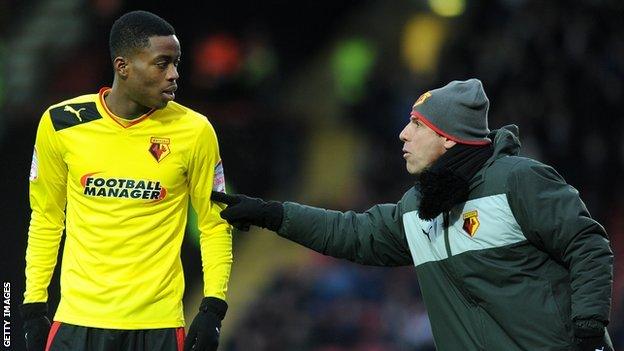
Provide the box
[109,10,175,61]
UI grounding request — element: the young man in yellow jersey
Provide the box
[20,11,232,351]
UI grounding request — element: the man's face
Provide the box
[124,35,180,110]
[399,117,450,175]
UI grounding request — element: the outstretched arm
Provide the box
[212,192,413,266]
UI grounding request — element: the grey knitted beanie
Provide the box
[410,79,491,145]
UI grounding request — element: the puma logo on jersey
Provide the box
[64,105,86,121]
[50,102,102,131]
[421,228,431,241]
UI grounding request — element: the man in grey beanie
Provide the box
[212,79,614,350]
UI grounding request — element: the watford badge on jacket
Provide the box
[462,210,480,237]
[149,137,171,162]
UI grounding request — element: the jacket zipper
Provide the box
[443,212,452,256]
[442,210,481,306]
[442,210,486,349]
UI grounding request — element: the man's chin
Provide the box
[406,164,423,176]
[152,100,169,110]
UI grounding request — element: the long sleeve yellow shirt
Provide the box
[24,88,232,329]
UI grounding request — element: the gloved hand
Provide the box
[211,191,284,232]
[20,302,51,351]
[574,319,614,351]
[184,297,228,351]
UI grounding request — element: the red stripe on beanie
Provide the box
[410,111,491,146]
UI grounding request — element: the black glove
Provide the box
[184,297,228,351]
[20,303,51,351]
[211,191,284,232]
[574,319,614,351]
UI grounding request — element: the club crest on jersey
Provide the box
[462,210,480,237]
[149,137,170,162]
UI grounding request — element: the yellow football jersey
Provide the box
[24,88,233,329]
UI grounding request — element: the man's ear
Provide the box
[443,138,457,150]
[113,57,129,79]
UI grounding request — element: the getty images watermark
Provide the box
[3,282,10,348]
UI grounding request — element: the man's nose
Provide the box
[399,124,409,142]
[167,65,179,81]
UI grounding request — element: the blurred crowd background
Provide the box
[1,0,622,350]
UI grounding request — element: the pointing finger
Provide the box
[211,191,239,205]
